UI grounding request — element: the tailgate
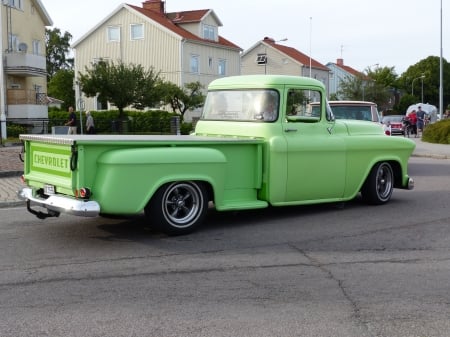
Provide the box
[22,136,76,196]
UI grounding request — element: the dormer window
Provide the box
[257,54,267,65]
[203,24,216,41]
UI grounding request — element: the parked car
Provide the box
[381,115,406,135]
[311,101,381,123]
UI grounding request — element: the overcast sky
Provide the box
[42,0,448,75]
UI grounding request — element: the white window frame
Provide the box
[130,23,144,40]
[7,0,23,9]
[92,57,110,65]
[8,34,19,52]
[190,55,199,74]
[107,26,120,42]
[202,24,216,41]
[257,54,267,65]
[32,40,41,55]
[218,59,226,76]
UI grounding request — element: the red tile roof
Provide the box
[335,63,362,77]
[127,5,240,50]
[166,9,210,24]
[265,40,328,71]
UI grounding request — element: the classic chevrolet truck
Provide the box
[19,75,415,235]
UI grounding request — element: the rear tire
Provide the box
[145,181,208,236]
[361,162,394,205]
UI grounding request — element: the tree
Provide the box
[47,69,75,110]
[78,60,160,119]
[157,81,205,121]
[337,74,365,101]
[398,56,450,109]
[338,67,394,112]
[45,28,74,80]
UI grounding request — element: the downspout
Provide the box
[0,5,7,140]
[180,38,185,86]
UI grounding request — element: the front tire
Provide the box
[145,181,208,235]
[361,162,394,205]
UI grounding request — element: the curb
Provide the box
[0,200,24,209]
[413,154,450,159]
[0,171,23,178]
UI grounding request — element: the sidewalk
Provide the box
[1,138,449,208]
[0,144,24,208]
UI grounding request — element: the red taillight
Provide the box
[20,175,25,184]
[75,188,91,199]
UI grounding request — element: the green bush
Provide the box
[422,119,450,144]
[48,109,181,134]
[7,123,27,138]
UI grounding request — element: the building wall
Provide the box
[241,44,301,76]
[74,8,183,111]
[1,0,49,120]
[327,63,352,98]
[74,6,241,112]
[182,41,240,85]
[241,42,330,95]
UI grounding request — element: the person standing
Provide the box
[65,106,77,134]
[85,111,95,134]
[408,110,417,136]
[416,106,426,135]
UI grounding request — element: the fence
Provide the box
[1,115,182,141]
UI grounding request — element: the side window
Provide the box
[190,55,199,74]
[107,26,120,42]
[130,24,144,40]
[286,89,321,122]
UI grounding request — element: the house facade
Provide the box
[241,37,330,95]
[326,58,363,98]
[72,0,242,113]
[0,0,52,137]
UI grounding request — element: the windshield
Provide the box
[331,105,373,121]
[202,90,279,122]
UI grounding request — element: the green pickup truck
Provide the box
[19,75,415,235]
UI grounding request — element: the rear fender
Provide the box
[94,147,227,214]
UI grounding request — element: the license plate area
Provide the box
[43,184,55,195]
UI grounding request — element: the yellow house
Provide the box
[72,0,242,113]
[0,0,52,137]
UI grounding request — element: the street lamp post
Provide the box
[411,75,425,98]
[421,76,424,103]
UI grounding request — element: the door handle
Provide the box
[284,128,298,132]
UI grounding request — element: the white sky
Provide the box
[41,0,448,75]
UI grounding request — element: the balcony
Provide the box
[4,52,47,77]
[7,89,48,119]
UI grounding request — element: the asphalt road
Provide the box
[1,156,449,337]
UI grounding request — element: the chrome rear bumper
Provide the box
[18,187,100,218]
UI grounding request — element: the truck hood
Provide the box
[341,120,384,135]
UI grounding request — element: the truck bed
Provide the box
[20,134,263,145]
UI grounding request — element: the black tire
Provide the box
[145,181,208,235]
[361,162,394,205]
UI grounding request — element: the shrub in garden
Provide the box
[422,119,450,144]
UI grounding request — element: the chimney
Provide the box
[263,37,275,43]
[337,58,344,66]
[142,0,165,13]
